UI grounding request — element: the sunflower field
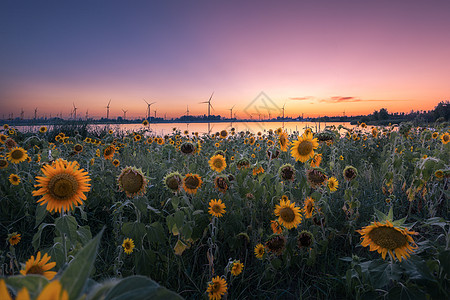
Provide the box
[0,122,449,299]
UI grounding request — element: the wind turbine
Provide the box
[185,105,190,117]
[20,108,24,120]
[85,110,89,120]
[34,108,38,119]
[228,105,235,119]
[143,99,156,120]
[154,110,157,118]
[199,92,214,118]
[73,103,77,120]
[122,109,128,120]
[282,103,286,120]
[106,99,111,119]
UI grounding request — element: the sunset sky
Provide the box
[1,0,449,119]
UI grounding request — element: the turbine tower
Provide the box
[106,99,111,119]
[282,103,286,119]
[228,105,235,119]
[185,105,190,117]
[34,108,38,119]
[122,109,128,120]
[73,103,77,120]
[199,92,214,118]
[154,110,157,118]
[143,99,156,120]
[85,110,89,120]
[20,108,24,120]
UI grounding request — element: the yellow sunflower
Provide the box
[103,145,115,160]
[8,232,21,246]
[219,130,228,138]
[310,153,322,168]
[142,120,149,126]
[254,243,265,259]
[122,238,135,254]
[157,138,164,145]
[270,220,283,234]
[0,134,7,144]
[73,144,83,153]
[274,198,302,229]
[357,220,418,262]
[117,166,147,198]
[39,126,48,133]
[290,132,319,162]
[0,158,9,169]
[112,159,120,167]
[339,155,344,161]
[1,279,69,300]
[303,197,316,219]
[278,132,289,152]
[209,154,227,172]
[183,173,202,194]
[327,177,339,192]
[230,260,244,276]
[208,199,226,217]
[7,147,29,164]
[9,173,20,185]
[207,276,227,300]
[32,159,91,213]
[441,132,449,144]
[20,251,57,280]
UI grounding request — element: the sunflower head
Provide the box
[297,230,314,248]
[0,159,8,169]
[209,154,227,173]
[142,120,149,126]
[278,132,289,152]
[164,171,182,192]
[266,147,281,160]
[254,243,265,259]
[8,232,21,246]
[73,144,83,153]
[7,147,28,164]
[274,198,302,229]
[112,159,120,167]
[214,175,229,193]
[122,238,135,254]
[9,173,20,185]
[306,168,328,188]
[236,157,250,170]
[290,132,319,162]
[103,145,115,160]
[278,163,295,181]
[230,260,244,276]
[39,126,48,133]
[183,173,202,194]
[265,235,286,256]
[180,141,196,154]
[310,153,323,168]
[219,130,228,138]
[117,167,147,198]
[208,199,226,217]
[327,177,339,192]
[343,166,358,181]
[303,197,316,219]
[207,276,227,300]
[441,133,450,144]
[5,138,17,149]
[20,251,57,280]
[0,134,7,144]
[270,220,283,234]
[315,130,336,143]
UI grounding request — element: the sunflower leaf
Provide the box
[5,275,49,299]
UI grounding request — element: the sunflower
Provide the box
[278,163,295,181]
[112,159,120,167]
[157,138,164,145]
[134,134,142,142]
[303,197,316,219]
[184,130,189,135]
[310,153,322,168]
[0,134,7,144]
[103,145,115,160]
[117,166,147,198]
[183,173,202,194]
[180,142,196,154]
[206,276,227,300]
[73,144,83,153]
[278,132,289,152]
[265,235,286,256]
[0,158,9,169]
[254,243,265,259]
[7,147,28,164]
[360,122,367,128]
[434,170,444,179]
[208,199,226,217]
[8,232,21,246]
[441,132,449,144]
[164,172,182,192]
[290,132,319,162]
[209,154,227,172]
[219,130,228,139]
[357,220,418,262]
[306,168,327,188]
[252,166,264,176]
[3,124,8,129]
[142,120,149,126]
[297,230,313,248]
[9,173,20,185]
[33,159,91,213]
[274,198,302,229]
[214,175,229,193]
[20,252,57,280]
[1,279,69,300]
[327,177,339,192]
[122,238,135,254]
[146,137,153,144]
[230,260,244,276]
[339,155,344,161]
[39,126,48,133]
[270,220,282,234]
[343,165,358,181]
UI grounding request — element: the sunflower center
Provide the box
[281,167,294,180]
[166,176,180,190]
[297,141,313,156]
[185,176,200,189]
[0,160,8,167]
[27,264,44,275]
[280,207,295,223]
[48,174,79,200]
[120,171,144,193]
[124,242,131,249]
[368,226,408,250]
[74,145,82,152]
[213,159,224,169]
[212,204,222,213]
[104,147,114,156]
[211,282,221,293]
[444,135,449,142]
[11,149,24,160]
[306,202,313,213]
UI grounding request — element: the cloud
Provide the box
[319,96,409,103]
[289,96,313,101]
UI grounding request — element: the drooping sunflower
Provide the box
[230,260,244,276]
[265,235,286,256]
[297,230,314,248]
[327,177,339,192]
[252,166,264,176]
[237,158,250,170]
[9,173,20,185]
[208,199,226,217]
[122,238,135,254]
[8,232,21,246]
[0,159,8,169]
[39,126,48,133]
[20,251,57,280]
[7,147,29,164]
[209,154,227,172]
[117,166,147,198]
[343,165,358,181]
[274,198,302,229]
[357,220,418,262]
[278,163,295,181]
[278,132,289,152]
[441,132,450,144]
[254,243,265,259]
[206,276,227,300]
[303,197,316,219]
[214,175,229,193]
[183,173,202,194]
[290,132,319,162]
[103,145,115,160]
[164,171,182,192]
[339,155,344,161]
[180,141,196,154]
[33,159,91,213]
[306,168,328,188]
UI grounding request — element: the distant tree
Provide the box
[432,100,450,121]
[379,108,389,120]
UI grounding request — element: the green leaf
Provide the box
[387,206,394,222]
[6,275,49,299]
[122,222,146,243]
[439,250,450,278]
[55,215,78,247]
[77,226,92,245]
[104,276,183,300]
[32,223,54,251]
[374,208,387,222]
[59,228,104,300]
[35,204,47,228]
[134,249,156,276]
